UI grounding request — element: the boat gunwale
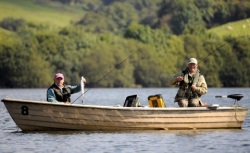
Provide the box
[1,98,248,111]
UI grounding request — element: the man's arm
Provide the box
[47,88,59,102]
[69,84,81,94]
[169,76,183,85]
[195,75,208,95]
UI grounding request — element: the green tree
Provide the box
[218,37,240,87]
[220,36,250,87]
[76,12,112,33]
[194,0,215,28]
[103,2,139,34]
[80,43,135,87]
[157,0,205,35]
[0,45,52,88]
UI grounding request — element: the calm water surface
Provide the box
[0,88,250,153]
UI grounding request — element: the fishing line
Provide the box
[168,35,249,81]
[72,49,141,104]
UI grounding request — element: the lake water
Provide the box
[0,88,250,153]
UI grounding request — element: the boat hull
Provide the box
[2,98,248,131]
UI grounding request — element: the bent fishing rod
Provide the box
[168,35,249,81]
[72,49,141,104]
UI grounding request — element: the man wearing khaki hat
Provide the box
[170,58,207,107]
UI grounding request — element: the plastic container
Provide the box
[148,94,165,108]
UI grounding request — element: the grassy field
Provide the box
[208,18,250,37]
[0,0,84,27]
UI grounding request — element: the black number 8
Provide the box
[21,106,29,115]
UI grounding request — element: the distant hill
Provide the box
[208,18,250,37]
[1,0,250,37]
[0,0,84,27]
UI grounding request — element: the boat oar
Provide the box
[215,95,227,98]
[215,94,243,101]
[215,94,244,105]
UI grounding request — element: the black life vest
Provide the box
[179,67,201,99]
[48,83,72,102]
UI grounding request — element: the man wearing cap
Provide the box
[170,58,207,107]
[47,73,87,103]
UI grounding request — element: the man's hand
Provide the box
[191,85,197,91]
[82,77,87,83]
[176,76,183,82]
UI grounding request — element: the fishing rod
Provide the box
[72,49,141,104]
[199,35,248,65]
[168,35,249,81]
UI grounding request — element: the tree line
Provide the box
[0,0,250,88]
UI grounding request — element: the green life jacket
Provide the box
[179,67,200,99]
[48,83,72,102]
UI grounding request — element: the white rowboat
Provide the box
[1,94,248,131]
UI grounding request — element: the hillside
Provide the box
[0,0,250,88]
[1,0,250,37]
[0,0,84,27]
[208,18,250,37]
